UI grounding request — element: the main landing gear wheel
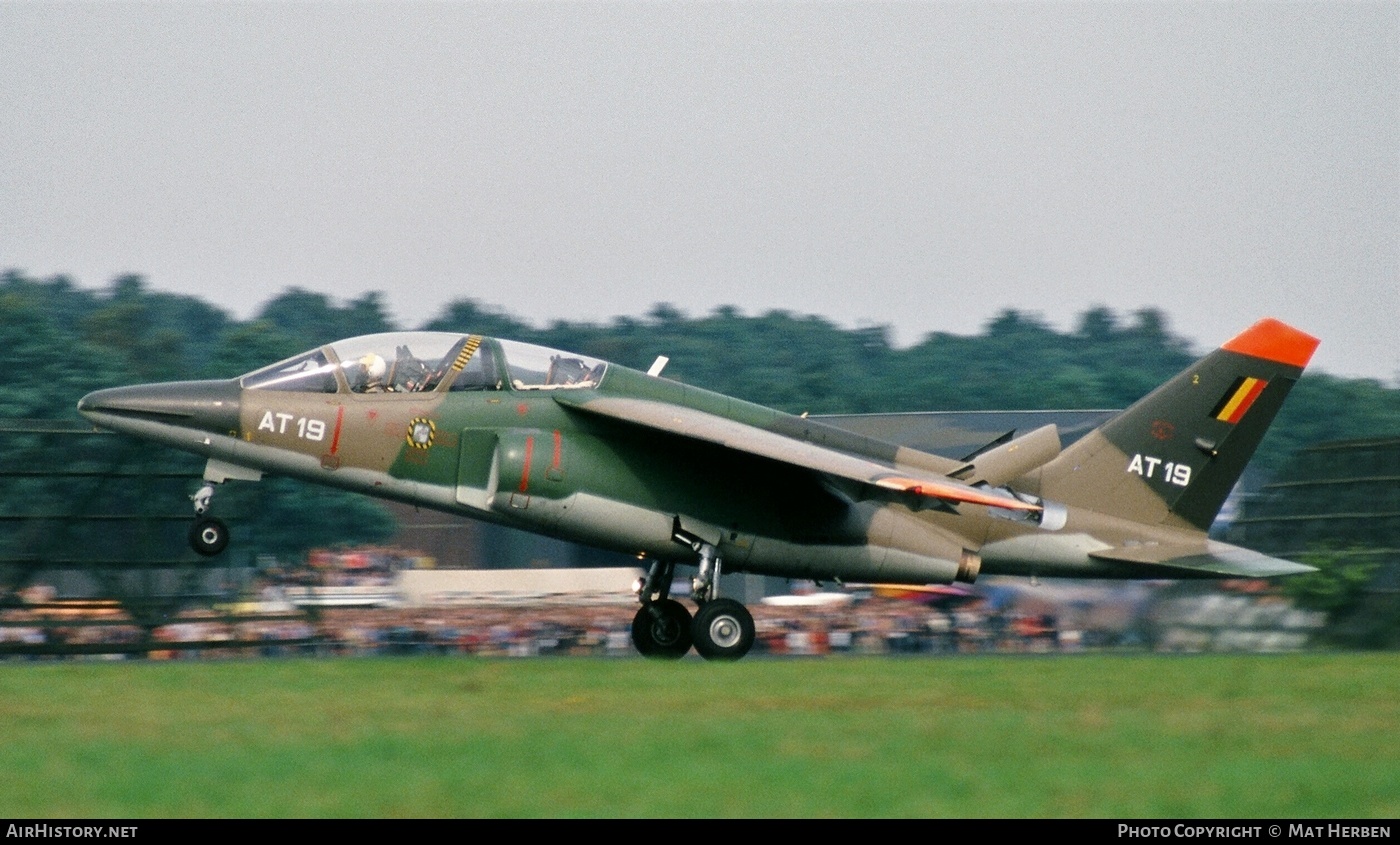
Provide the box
[189,516,229,557]
[631,599,693,660]
[692,598,756,661]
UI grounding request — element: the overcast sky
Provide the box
[2,1,1395,381]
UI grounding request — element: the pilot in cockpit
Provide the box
[356,354,389,393]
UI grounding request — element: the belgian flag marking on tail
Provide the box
[1210,376,1269,424]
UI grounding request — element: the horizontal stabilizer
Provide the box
[1089,541,1315,579]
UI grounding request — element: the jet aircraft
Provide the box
[78,317,1319,660]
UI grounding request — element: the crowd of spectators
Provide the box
[0,595,1085,660]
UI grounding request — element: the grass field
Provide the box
[1,653,1396,818]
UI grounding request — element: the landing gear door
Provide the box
[455,428,499,510]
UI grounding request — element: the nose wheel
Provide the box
[188,482,230,557]
[189,516,230,557]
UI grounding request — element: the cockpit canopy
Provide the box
[240,332,608,395]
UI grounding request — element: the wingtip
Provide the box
[1221,318,1320,369]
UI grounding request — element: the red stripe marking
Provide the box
[552,429,562,472]
[329,406,345,455]
[1224,378,1269,424]
[519,435,534,493]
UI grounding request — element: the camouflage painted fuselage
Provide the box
[77,321,1320,585]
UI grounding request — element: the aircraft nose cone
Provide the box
[78,379,243,437]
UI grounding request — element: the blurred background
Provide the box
[3,2,1395,657]
[0,273,1395,657]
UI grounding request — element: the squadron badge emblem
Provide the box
[407,417,436,450]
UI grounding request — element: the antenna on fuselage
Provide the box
[647,356,669,377]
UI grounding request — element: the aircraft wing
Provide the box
[553,394,1040,513]
[1089,541,1315,578]
[816,409,1118,458]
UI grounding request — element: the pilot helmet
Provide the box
[359,353,387,381]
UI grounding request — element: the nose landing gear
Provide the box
[188,482,229,557]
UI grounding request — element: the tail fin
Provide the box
[1037,318,1318,531]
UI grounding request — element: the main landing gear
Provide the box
[631,533,756,662]
[188,482,229,557]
